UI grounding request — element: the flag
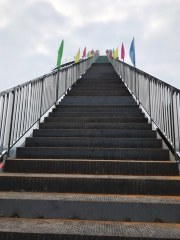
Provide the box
[82,47,86,59]
[106,50,108,56]
[121,43,125,61]
[112,48,115,58]
[113,48,118,59]
[129,38,135,66]
[89,51,91,57]
[75,49,80,63]
[110,50,112,58]
[87,51,89,58]
[57,40,64,67]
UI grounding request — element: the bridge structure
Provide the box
[0,54,180,239]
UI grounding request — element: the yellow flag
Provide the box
[113,48,118,59]
[75,49,80,63]
[89,51,91,57]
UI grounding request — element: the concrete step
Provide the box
[64,96,133,99]
[72,85,127,89]
[74,83,126,87]
[25,137,162,148]
[68,90,129,93]
[33,129,156,138]
[5,159,178,176]
[0,192,180,223]
[49,112,144,118]
[39,122,152,130]
[79,78,120,81]
[59,102,137,105]
[53,107,141,113]
[67,93,131,96]
[0,174,179,195]
[69,90,129,94]
[56,104,139,108]
[44,117,148,123]
[0,218,180,239]
[61,96,136,102]
[16,147,169,160]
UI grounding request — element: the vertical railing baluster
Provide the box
[7,89,16,155]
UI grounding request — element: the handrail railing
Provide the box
[0,54,99,158]
[109,57,180,160]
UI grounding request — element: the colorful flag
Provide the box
[89,51,91,57]
[110,50,112,58]
[75,49,80,63]
[121,43,125,61]
[57,40,64,67]
[106,50,108,56]
[129,38,135,66]
[87,51,89,58]
[113,48,118,59]
[82,47,86,59]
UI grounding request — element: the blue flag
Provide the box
[129,38,135,66]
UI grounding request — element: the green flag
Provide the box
[57,40,64,67]
[113,48,114,54]
[86,51,89,58]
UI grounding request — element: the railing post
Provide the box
[170,88,177,159]
[172,89,180,160]
[7,89,16,156]
[38,78,44,123]
[148,78,152,123]
[56,70,60,104]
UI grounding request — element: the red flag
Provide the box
[121,43,125,61]
[82,47,86,59]
[110,50,112,58]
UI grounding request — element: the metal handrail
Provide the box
[109,57,180,160]
[0,54,99,157]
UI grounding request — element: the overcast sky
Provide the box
[0,0,180,91]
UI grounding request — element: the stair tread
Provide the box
[25,137,162,148]
[1,192,180,204]
[1,173,180,180]
[16,147,169,160]
[11,159,174,163]
[18,147,167,150]
[0,218,180,238]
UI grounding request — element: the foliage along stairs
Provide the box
[1,56,180,239]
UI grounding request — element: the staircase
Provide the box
[1,56,180,239]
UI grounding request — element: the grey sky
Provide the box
[0,0,180,91]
